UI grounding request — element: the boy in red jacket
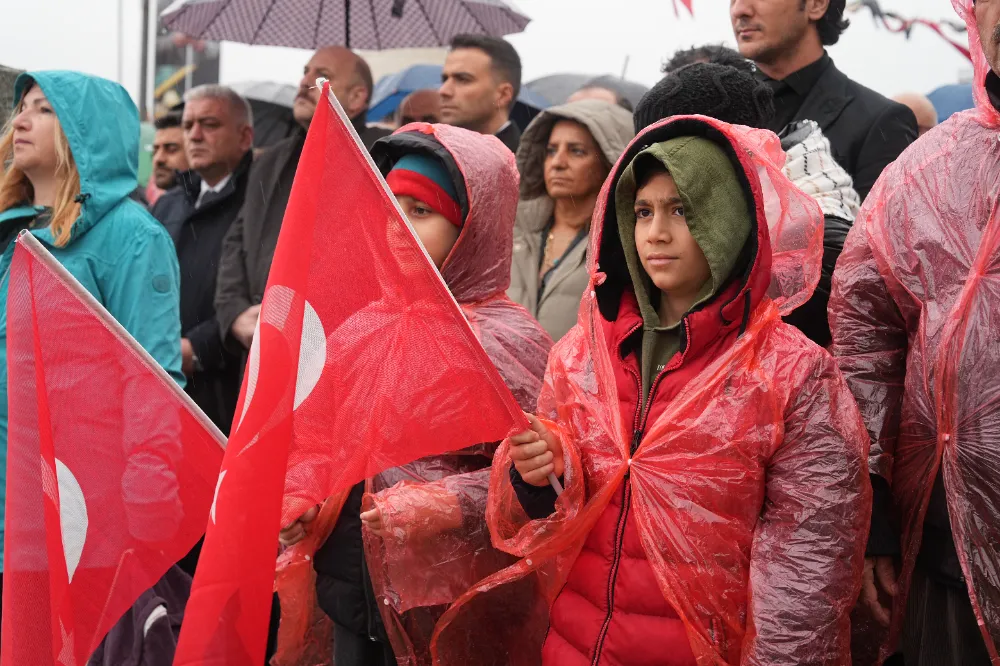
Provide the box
[481,116,872,666]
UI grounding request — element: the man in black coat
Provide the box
[636,61,859,351]
[214,47,389,357]
[439,34,523,154]
[730,0,918,201]
[152,84,254,434]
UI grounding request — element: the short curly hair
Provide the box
[663,45,753,75]
[815,0,850,46]
[634,63,775,133]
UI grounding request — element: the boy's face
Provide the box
[633,171,711,303]
[395,195,461,269]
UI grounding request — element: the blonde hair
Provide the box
[0,84,81,247]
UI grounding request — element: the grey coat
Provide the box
[508,100,634,341]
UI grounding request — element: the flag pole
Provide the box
[117,0,125,85]
[144,0,158,119]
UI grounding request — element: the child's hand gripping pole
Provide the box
[510,413,564,496]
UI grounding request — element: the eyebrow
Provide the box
[634,196,683,206]
[185,115,222,123]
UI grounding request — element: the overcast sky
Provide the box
[0,0,975,106]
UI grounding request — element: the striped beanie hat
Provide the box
[386,154,463,228]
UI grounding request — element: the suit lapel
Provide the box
[794,63,853,133]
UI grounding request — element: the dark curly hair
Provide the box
[663,45,753,74]
[634,63,775,133]
[815,0,850,46]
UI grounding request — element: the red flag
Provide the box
[174,84,529,665]
[1,234,225,666]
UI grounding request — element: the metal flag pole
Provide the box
[117,0,125,84]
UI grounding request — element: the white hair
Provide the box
[183,84,254,128]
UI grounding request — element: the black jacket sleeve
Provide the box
[214,207,252,352]
[866,474,900,557]
[509,463,559,520]
[185,317,232,372]
[783,214,851,347]
[854,104,918,202]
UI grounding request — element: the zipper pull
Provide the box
[630,429,642,455]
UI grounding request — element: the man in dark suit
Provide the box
[731,0,918,201]
[152,85,253,434]
[215,47,389,357]
[439,34,523,154]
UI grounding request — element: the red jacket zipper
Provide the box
[590,343,676,666]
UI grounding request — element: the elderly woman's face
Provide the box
[543,120,607,201]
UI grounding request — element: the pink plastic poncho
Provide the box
[829,2,1000,662]
[362,124,553,665]
[427,116,871,666]
[270,122,552,666]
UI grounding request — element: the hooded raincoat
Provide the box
[427,116,871,666]
[508,100,635,342]
[276,124,553,666]
[829,1,1000,661]
[0,71,183,571]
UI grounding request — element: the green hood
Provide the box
[13,71,140,243]
[614,136,751,398]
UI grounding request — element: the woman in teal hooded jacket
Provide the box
[0,71,184,585]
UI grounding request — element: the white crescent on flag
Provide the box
[54,458,88,584]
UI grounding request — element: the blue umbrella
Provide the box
[927,83,975,122]
[368,63,550,129]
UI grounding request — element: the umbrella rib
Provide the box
[412,0,442,44]
[458,0,489,35]
[499,4,523,29]
[250,0,281,43]
[201,1,231,39]
[367,0,382,49]
[313,0,327,48]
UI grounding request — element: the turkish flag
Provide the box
[174,85,529,665]
[1,234,225,666]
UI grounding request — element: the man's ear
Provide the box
[804,0,831,22]
[495,81,515,113]
[239,123,254,153]
[345,84,370,119]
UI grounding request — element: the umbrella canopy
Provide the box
[526,73,649,109]
[229,80,301,147]
[524,73,591,106]
[585,75,649,109]
[229,80,297,107]
[161,0,530,50]
[927,82,975,122]
[368,63,550,130]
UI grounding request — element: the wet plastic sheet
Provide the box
[272,493,347,666]
[829,2,1000,662]
[432,116,871,666]
[273,123,553,666]
[362,125,553,666]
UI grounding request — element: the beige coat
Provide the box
[508,100,634,341]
